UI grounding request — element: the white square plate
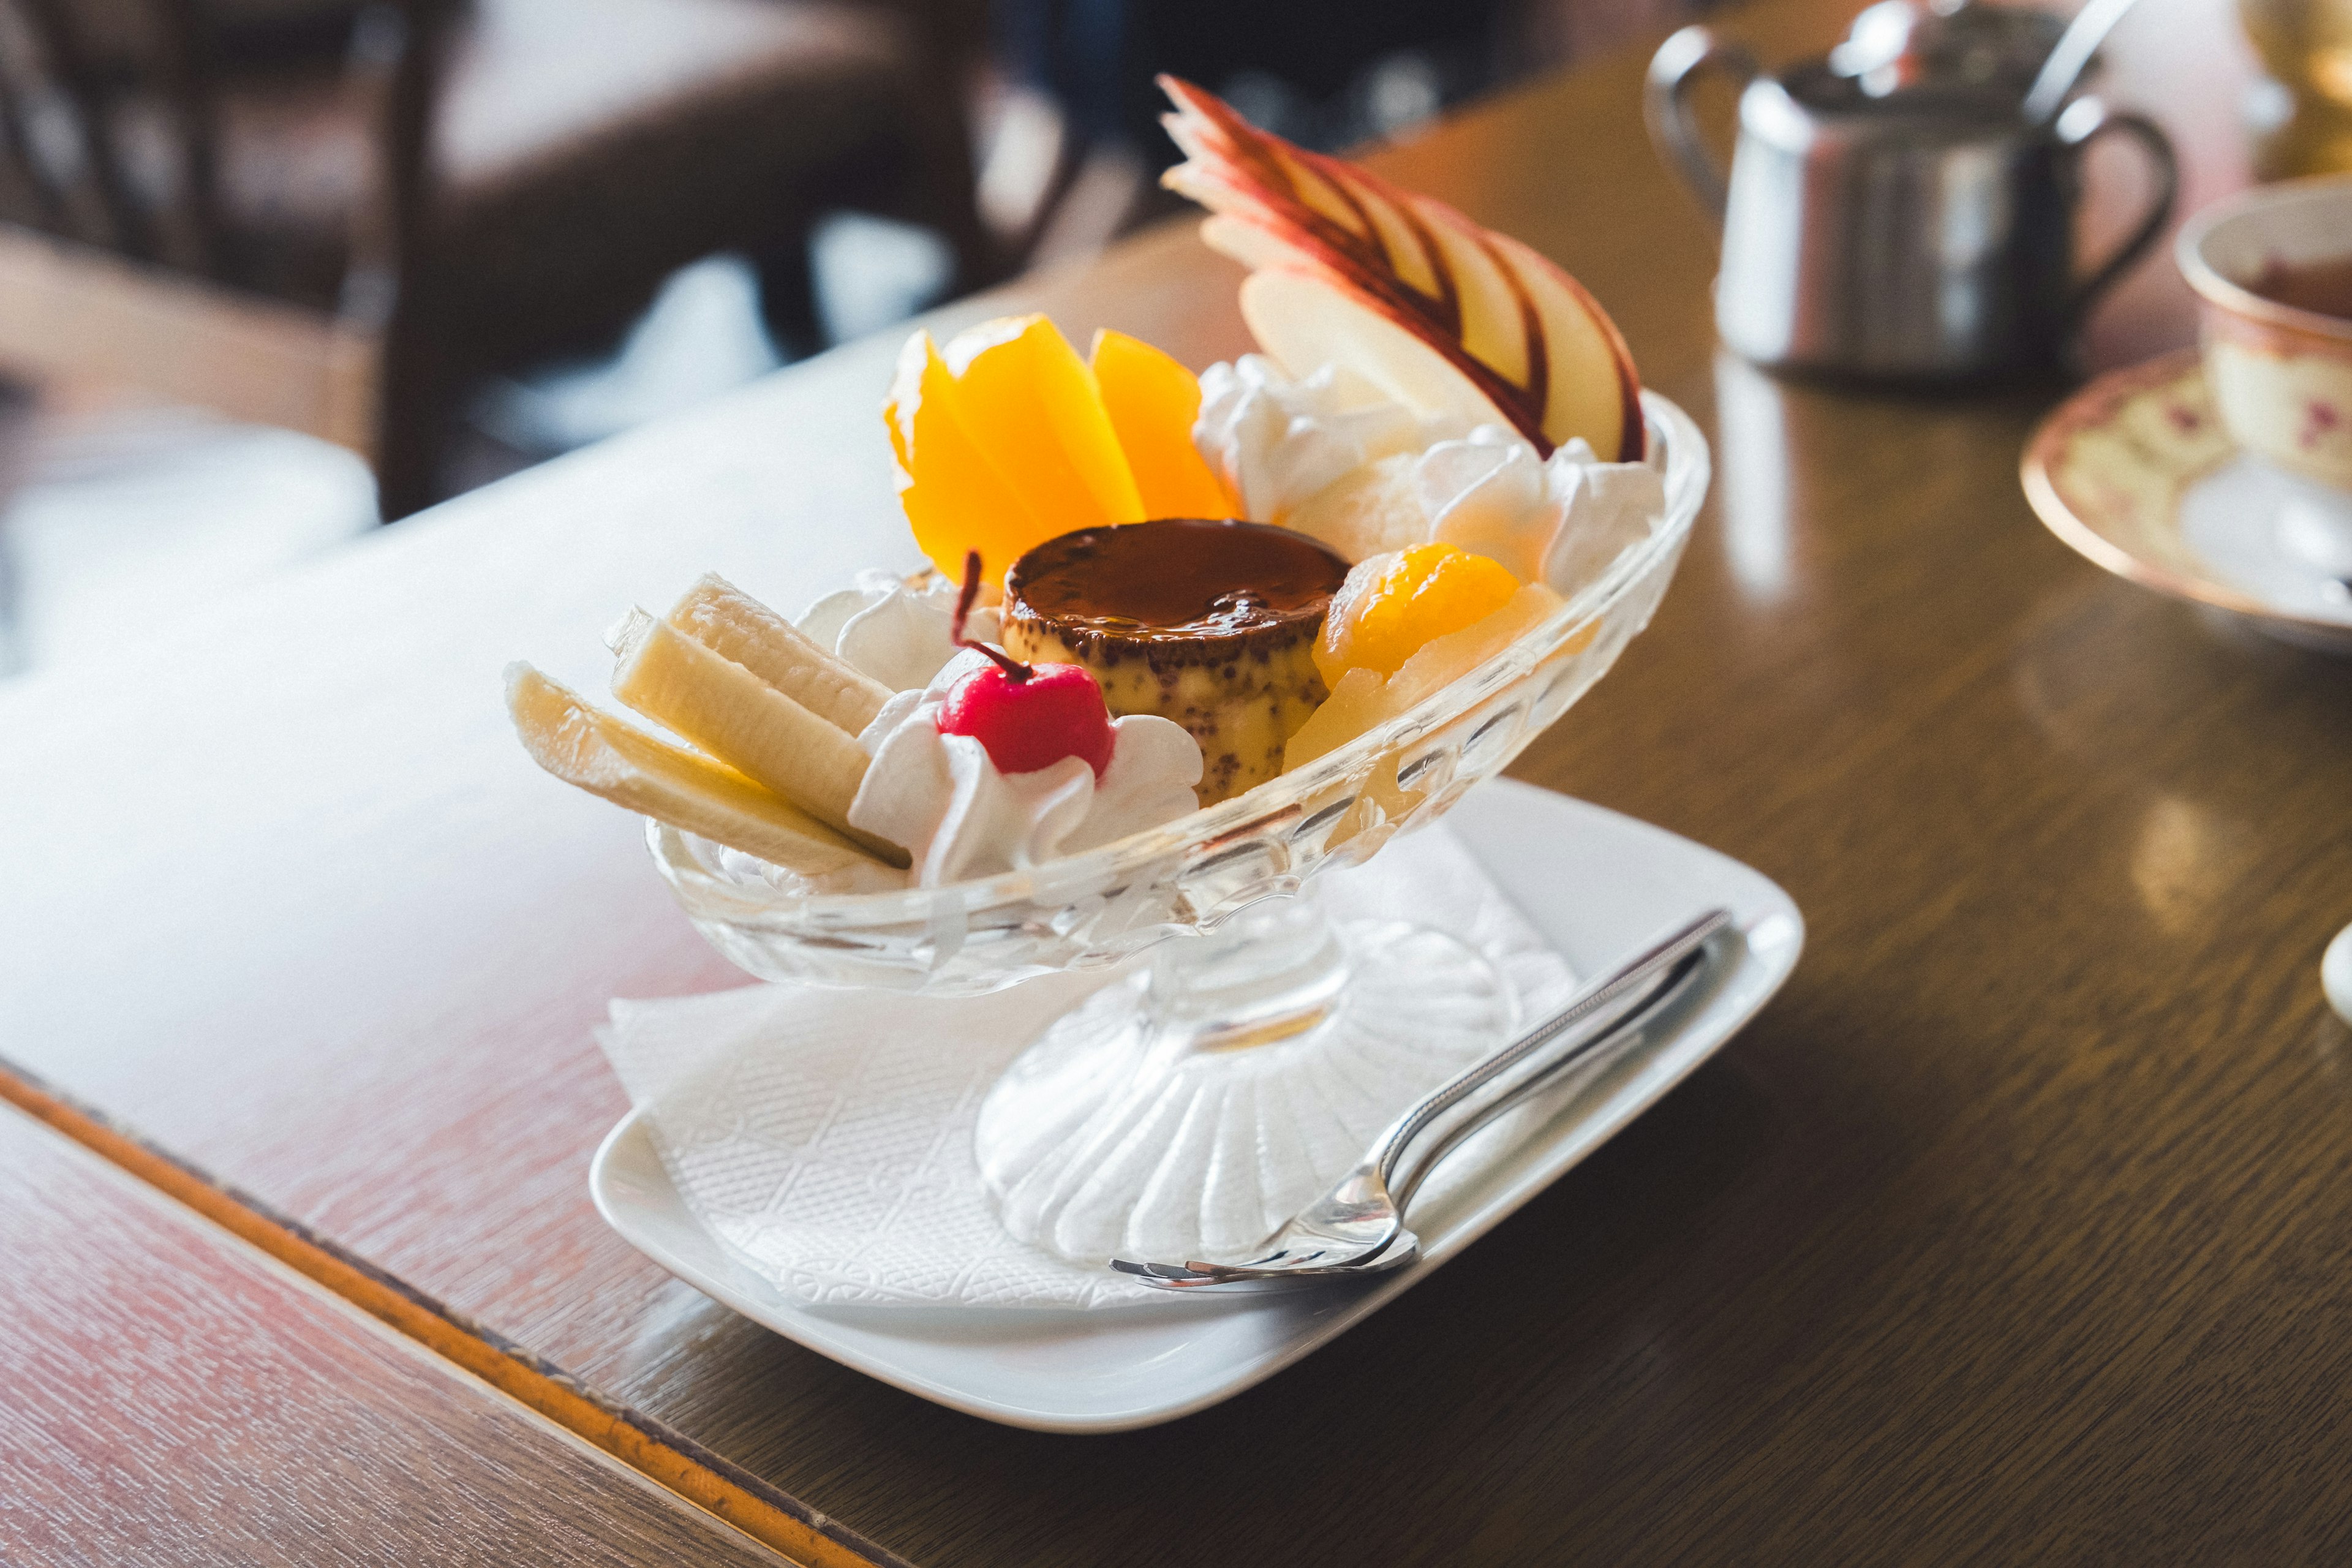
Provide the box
[590,780,1803,1431]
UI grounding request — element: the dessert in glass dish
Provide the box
[509,80,1711,1268]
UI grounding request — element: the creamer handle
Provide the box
[1645,26,1759,225]
[2057,99,2179,326]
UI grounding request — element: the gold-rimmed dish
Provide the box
[2021,349,2352,653]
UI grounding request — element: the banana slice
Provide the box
[609,613,905,864]
[505,664,886,880]
[665,574,891,735]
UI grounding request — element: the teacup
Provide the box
[2178,175,2352,576]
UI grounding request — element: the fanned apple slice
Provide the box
[505,665,882,879]
[1159,75,1643,462]
[1489,232,1643,469]
[1348,180,1447,303]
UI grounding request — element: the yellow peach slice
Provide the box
[885,331,1050,582]
[944,314,1144,535]
[1089,329,1235,520]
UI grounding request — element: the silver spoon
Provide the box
[2020,0,2144,126]
[1110,907,1732,1292]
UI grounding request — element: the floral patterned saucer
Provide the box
[2021,349,2352,653]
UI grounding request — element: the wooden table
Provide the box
[0,1101,798,1566]
[8,0,2351,1561]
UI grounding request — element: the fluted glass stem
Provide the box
[1141,889,1349,1056]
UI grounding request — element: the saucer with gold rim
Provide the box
[2021,349,2352,653]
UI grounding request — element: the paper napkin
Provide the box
[597,824,1580,1311]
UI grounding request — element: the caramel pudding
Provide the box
[1002,519,1349,802]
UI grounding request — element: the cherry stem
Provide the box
[953,549,1032,682]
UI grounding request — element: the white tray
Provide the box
[590,781,1803,1431]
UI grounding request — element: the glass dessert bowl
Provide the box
[510,78,1713,1266]
[650,392,1708,1264]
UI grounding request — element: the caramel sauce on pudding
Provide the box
[1001,519,1352,804]
[1003,518,1349,655]
[2248,254,2352,323]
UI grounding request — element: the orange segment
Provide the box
[1283,581,1566,776]
[1090,329,1236,519]
[884,330,1050,583]
[943,314,1144,534]
[1383,581,1565,710]
[1314,543,1521,686]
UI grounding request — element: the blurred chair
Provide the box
[0,0,989,516]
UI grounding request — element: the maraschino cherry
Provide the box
[936,551,1117,780]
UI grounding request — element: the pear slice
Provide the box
[1281,451,1428,563]
[1283,665,1390,772]
[1381,582,1566,711]
[609,613,906,865]
[505,665,886,879]
[939,313,1145,532]
[664,573,890,734]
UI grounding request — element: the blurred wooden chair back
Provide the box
[1,0,236,273]
[0,0,987,516]
[0,0,404,450]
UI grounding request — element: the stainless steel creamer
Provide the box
[1645,1,2178,381]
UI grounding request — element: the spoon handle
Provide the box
[2021,0,2141,125]
[1367,908,1733,1198]
[1389,943,1717,1216]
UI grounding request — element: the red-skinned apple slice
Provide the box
[1490,230,1644,468]
[1160,75,1643,462]
[1414,213,1529,388]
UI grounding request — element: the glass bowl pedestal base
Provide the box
[973,886,1515,1265]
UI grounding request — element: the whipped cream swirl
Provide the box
[801,570,1001,693]
[848,651,1203,888]
[1193,356,1665,598]
[1194,355,1457,522]
[1415,428,1667,597]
